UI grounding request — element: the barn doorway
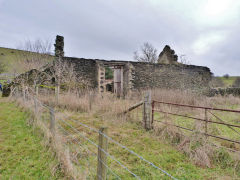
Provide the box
[113,65,123,97]
[99,63,125,97]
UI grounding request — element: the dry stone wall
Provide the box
[62,57,98,88]
[129,62,212,91]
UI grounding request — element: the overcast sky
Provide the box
[0,0,240,76]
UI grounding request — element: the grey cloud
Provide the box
[0,0,239,75]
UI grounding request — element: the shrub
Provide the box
[212,148,233,169]
[223,74,229,79]
[105,67,113,79]
[232,77,240,87]
[210,77,224,87]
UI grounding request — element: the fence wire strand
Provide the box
[15,90,177,180]
[68,119,178,180]
[59,118,140,179]
[57,124,121,180]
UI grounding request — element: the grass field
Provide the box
[56,108,239,179]
[0,47,53,74]
[5,88,240,179]
[0,99,63,179]
[217,76,239,87]
[0,47,24,72]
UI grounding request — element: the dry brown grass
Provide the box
[11,87,240,172]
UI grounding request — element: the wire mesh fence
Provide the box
[10,87,178,180]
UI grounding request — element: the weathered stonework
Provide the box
[54,35,64,58]
[53,36,212,94]
[2,69,53,97]
[55,58,212,95]
[62,57,98,88]
[128,62,211,91]
[98,63,105,92]
[158,45,178,64]
[2,36,213,97]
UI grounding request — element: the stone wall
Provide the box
[158,45,178,64]
[58,58,212,93]
[209,87,240,97]
[62,57,98,88]
[128,62,212,91]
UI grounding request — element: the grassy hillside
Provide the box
[0,99,63,179]
[217,76,240,87]
[0,47,24,72]
[0,47,53,74]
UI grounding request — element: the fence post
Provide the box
[142,91,152,130]
[50,108,55,136]
[97,127,108,180]
[205,109,208,136]
[88,91,93,111]
[34,96,38,114]
[23,86,26,102]
[36,85,39,97]
[152,100,154,126]
[55,85,59,104]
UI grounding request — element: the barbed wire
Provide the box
[58,119,139,179]
[69,119,178,180]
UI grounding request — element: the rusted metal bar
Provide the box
[208,111,240,136]
[155,120,240,144]
[205,133,240,144]
[205,109,208,135]
[154,109,240,128]
[153,100,240,113]
[151,101,154,125]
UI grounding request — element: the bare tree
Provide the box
[223,74,229,79]
[53,59,77,91]
[233,77,240,87]
[179,54,191,65]
[12,39,53,75]
[133,42,158,63]
[7,39,54,94]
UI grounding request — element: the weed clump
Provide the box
[212,148,232,168]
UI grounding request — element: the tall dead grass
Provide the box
[12,87,240,173]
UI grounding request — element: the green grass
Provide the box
[0,47,23,73]
[217,76,240,87]
[153,104,240,148]
[58,110,238,179]
[0,99,63,179]
[0,47,53,74]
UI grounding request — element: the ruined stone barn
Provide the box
[3,35,212,97]
[54,36,212,96]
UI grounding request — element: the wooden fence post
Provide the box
[88,91,94,111]
[55,85,59,104]
[50,108,55,136]
[152,100,154,126]
[97,127,108,180]
[142,91,152,130]
[22,86,26,102]
[34,97,38,114]
[36,85,39,97]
